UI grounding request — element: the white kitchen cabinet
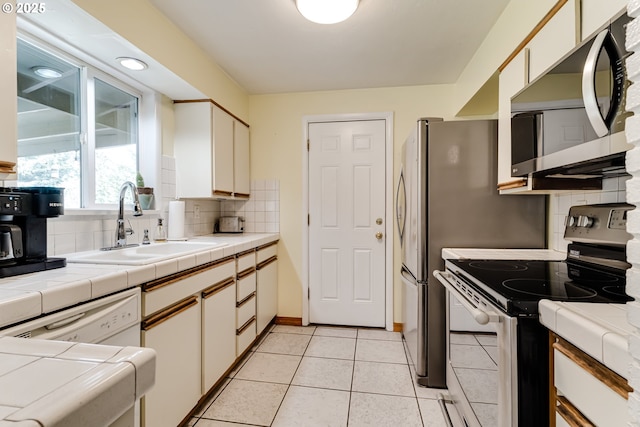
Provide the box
[201,258,237,394]
[526,0,580,83]
[551,335,631,426]
[141,258,238,426]
[256,242,278,334]
[233,121,251,197]
[236,250,257,356]
[0,7,17,177]
[141,296,201,427]
[581,0,627,41]
[174,100,250,199]
[497,0,580,194]
[497,50,528,191]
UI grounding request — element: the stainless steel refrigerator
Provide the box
[396,118,547,388]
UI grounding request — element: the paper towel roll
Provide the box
[168,200,186,240]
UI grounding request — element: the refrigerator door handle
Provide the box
[396,170,406,245]
[400,265,415,283]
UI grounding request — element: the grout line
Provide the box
[266,328,314,426]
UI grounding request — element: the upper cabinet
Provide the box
[581,0,628,41]
[174,101,250,199]
[233,120,251,197]
[497,50,528,190]
[526,0,580,83]
[0,9,17,177]
[497,0,626,194]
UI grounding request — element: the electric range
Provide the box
[436,202,634,427]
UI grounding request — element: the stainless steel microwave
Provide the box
[510,12,632,178]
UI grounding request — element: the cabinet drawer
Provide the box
[236,293,256,326]
[238,250,256,273]
[257,243,277,264]
[237,251,256,272]
[237,269,257,301]
[143,258,235,316]
[554,350,630,426]
[236,316,256,356]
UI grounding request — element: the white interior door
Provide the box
[308,120,386,327]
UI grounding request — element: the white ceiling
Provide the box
[149,0,511,95]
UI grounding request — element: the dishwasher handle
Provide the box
[44,313,86,330]
[433,270,498,325]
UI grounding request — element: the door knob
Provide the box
[375,232,383,240]
[376,218,383,225]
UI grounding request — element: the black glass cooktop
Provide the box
[447,259,632,315]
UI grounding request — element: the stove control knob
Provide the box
[577,215,594,228]
[566,216,579,227]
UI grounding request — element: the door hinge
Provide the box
[307,214,310,225]
[307,139,310,151]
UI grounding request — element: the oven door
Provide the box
[435,270,517,427]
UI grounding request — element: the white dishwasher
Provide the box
[0,287,142,426]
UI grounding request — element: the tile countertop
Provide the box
[539,301,632,379]
[442,247,632,379]
[0,233,279,330]
[0,337,156,426]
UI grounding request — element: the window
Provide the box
[17,38,140,209]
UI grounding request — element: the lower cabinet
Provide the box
[201,261,237,394]
[256,243,278,334]
[236,250,257,356]
[551,335,631,426]
[138,242,278,426]
[141,296,201,427]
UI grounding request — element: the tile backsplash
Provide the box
[549,175,629,252]
[47,155,279,256]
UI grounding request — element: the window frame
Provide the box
[16,30,159,213]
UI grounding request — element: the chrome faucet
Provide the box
[114,181,143,249]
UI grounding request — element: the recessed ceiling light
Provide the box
[116,57,148,71]
[32,66,63,79]
[295,0,359,24]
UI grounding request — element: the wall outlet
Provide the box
[194,204,201,219]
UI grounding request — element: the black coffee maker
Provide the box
[0,187,66,277]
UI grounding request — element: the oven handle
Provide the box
[434,270,499,325]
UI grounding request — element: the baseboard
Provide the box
[274,316,302,326]
[275,317,403,332]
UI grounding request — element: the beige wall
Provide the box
[249,85,456,321]
[71,0,249,121]
[453,0,557,115]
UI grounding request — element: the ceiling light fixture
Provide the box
[116,57,148,71]
[32,66,63,79]
[295,0,359,24]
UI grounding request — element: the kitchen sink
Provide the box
[65,241,228,265]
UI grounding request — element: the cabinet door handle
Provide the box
[257,256,277,270]
[556,396,595,427]
[236,316,256,335]
[202,277,235,299]
[142,296,198,331]
[213,190,233,197]
[237,267,256,280]
[553,338,632,399]
[237,291,256,308]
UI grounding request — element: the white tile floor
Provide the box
[187,325,449,426]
